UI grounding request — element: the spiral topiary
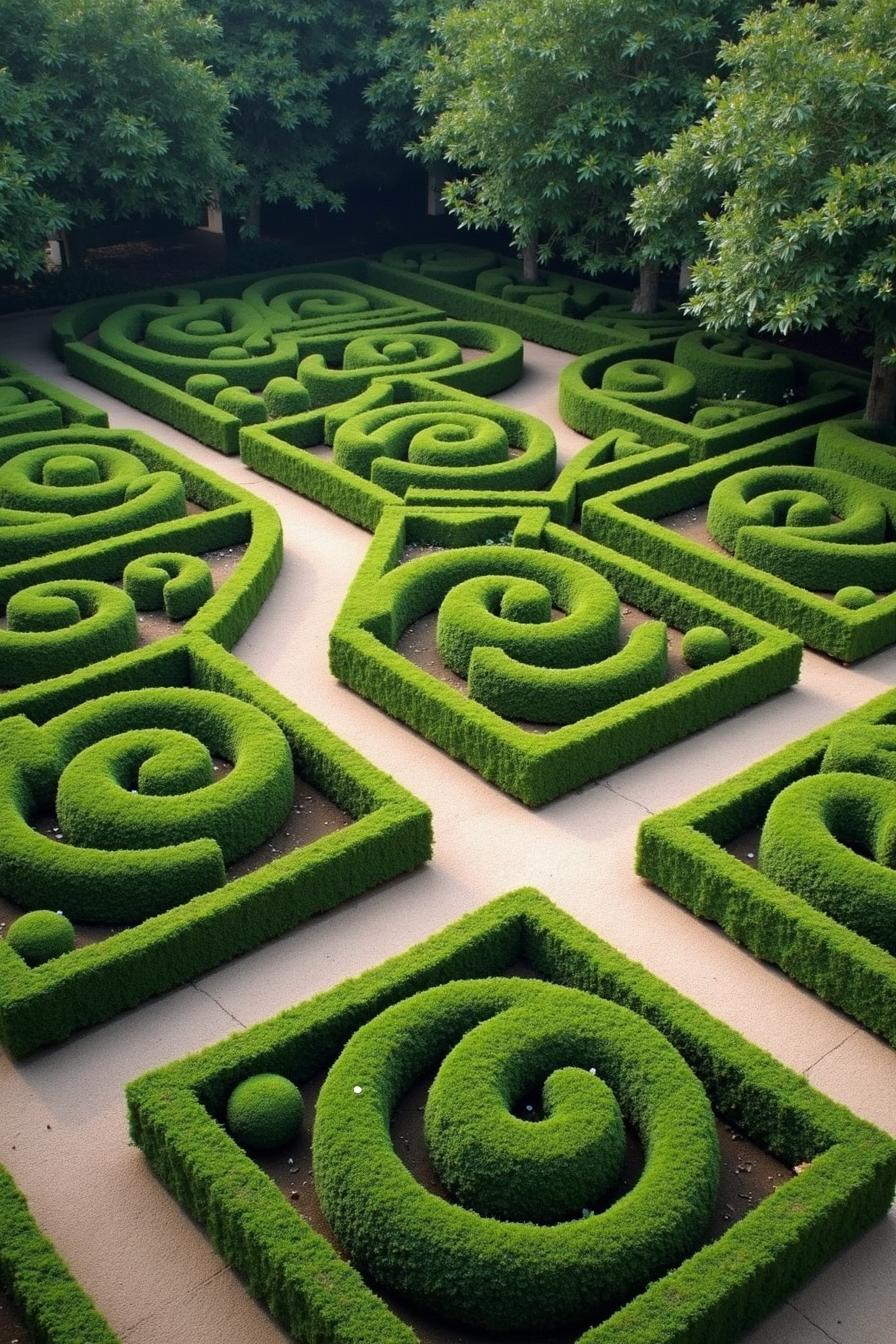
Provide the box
[122,552,214,621]
[226,1073,304,1152]
[6,910,75,967]
[0,580,138,687]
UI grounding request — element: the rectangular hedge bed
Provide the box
[126,888,896,1344]
[0,635,432,1056]
[582,420,896,661]
[0,1164,119,1343]
[0,355,109,438]
[637,688,896,1045]
[329,504,802,805]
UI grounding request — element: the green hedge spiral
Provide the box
[313,977,719,1333]
[0,579,137,687]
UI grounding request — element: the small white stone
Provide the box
[589,1067,596,1075]
[353,1085,363,1095]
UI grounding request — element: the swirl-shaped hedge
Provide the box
[314,977,718,1333]
[0,687,294,923]
[0,579,137,687]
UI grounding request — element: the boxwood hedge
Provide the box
[0,1165,119,1343]
[0,355,108,439]
[126,887,896,1344]
[329,504,801,804]
[0,635,432,1056]
[584,419,896,661]
[637,691,896,1044]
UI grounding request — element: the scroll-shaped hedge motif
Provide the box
[53,263,522,455]
[561,329,867,454]
[0,356,108,439]
[638,695,896,1044]
[330,505,800,805]
[0,425,282,689]
[126,888,896,1344]
[0,636,431,1056]
[0,1166,120,1344]
[586,419,896,662]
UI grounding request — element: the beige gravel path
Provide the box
[0,311,893,1344]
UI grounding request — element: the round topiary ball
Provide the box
[681,624,731,669]
[226,1073,304,1151]
[834,585,876,610]
[6,910,75,966]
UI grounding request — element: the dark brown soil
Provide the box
[0,771,351,949]
[254,965,795,1344]
[726,825,764,870]
[0,1289,31,1344]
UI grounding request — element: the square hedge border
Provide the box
[0,1164,119,1343]
[329,504,802,805]
[0,635,431,1056]
[0,355,108,438]
[0,424,283,668]
[637,687,896,1044]
[126,887,896,1344]
[582,424,896,662]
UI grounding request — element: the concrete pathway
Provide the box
[0,311,892,1344]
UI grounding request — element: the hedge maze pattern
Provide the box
[638,689,896,1044]
[127,889,896,1344]
[330,504,800,804]
[0,423,282,689]
[0,635,431,1056]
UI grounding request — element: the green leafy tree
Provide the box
[0,0,232,278]
[415,0,746,306]
[194,0,375,232]
[632,0,896,422]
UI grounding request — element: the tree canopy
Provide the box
[0,0,232,278]
[631,0,896,421]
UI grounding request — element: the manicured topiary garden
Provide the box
[127,889,896,1344]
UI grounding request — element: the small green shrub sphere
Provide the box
[682,625,731,669]
[185,319,226,336]
[6,910,76,966]
[226,1073,304,1151]
[834,585,876,610]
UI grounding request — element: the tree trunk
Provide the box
[241,196,261,238]
[521,236,539,284]
[866,333,896,425]
[426,166,446,217]
[632,261,660,314]
[59,229,89,269]
[678,260,693,294]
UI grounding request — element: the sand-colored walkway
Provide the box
[0,310,893,1344]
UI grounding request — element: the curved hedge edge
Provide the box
[125,886,896,1344]
[0,1165,120,1344]
[635,692,896,1045]
[0,356,108,429]
[583,425,896,662]
[366,256,689,355]
[330,504,801,805]
[0,634,432,1057]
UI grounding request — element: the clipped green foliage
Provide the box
[585,418,896,661]
[637,697,896,1043]
[380,243,501,289]
[0,356,108,439]
[0,424,283,689]
[0,636,431,1056]
[126,888,896,1344]
[227,1074,304,1153]
[6,910,75,967]
[0,1165,120,1343]
[561,329,866,453]
[330,505,800,804]
[681,625,731,668]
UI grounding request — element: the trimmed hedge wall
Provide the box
[584,420,896,662]
[0,424,283,690]
[329,505,801,804]
[0,635,432,1056]
[0,356,108,438]
[126,887,896,1344]
[637,691,896,1043]
[560,330,866,453]
[0,1165,119,1343]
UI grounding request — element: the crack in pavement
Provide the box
[122,1267,228,1338]
[191,982,246,1029]
[601,779,654,816]
[788,1301,846,1344]
[804,1027,860,1076]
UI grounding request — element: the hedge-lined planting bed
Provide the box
[0,1165,119,1343]
[126,887,896,1344]
[0,635,432,1056]
[329,504,800,804]
[0,356,108,438]
[637,691,896,1044]
[0,424,282,689]
[585,419,896,661]
[560,329,866,451]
